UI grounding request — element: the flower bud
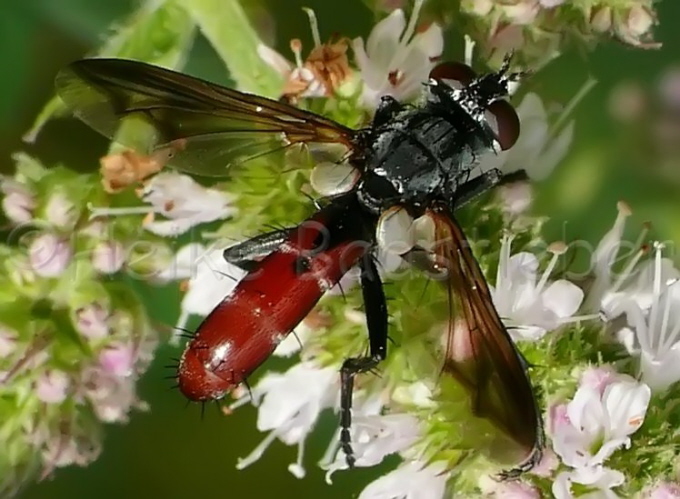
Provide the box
[29,233,72,277]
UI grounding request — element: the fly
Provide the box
[55,55,543,476]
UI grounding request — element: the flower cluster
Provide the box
[458,0,659,69]
[1,0,671,497]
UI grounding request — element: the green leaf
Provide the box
[23,0,196,144]
[183,0,283,97]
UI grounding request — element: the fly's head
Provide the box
[426,53,522,151]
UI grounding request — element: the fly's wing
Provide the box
[429,203,543,475]
[55,58,356,177]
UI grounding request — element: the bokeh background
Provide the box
[2,0,679,497]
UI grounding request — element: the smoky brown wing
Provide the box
[55,58,356,177]
[429,204,542,471]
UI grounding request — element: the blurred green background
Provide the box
[2,0,679,498]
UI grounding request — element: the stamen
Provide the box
[236,430,279,470]
[464,35,475,67]
[288,439,307,478]
[401,0,424,47]
[535,241,566,294]
[647,242,664,347]
[609,246,647,294]
[319,427,342,469]
[290,39,304,68]
[302,8,322,48]
[662,280,680,353]
[87,203,152,221]
[551,75,597,137]
[496,233,514,292]
[658,279,677,353]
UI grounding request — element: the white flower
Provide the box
[140,173,237,236]
[273,322,312,357]
[323,410,419,480]
[616,244,680,391]
[358,460,449,499]
[88,172,237,237]
[550,372,650,470]
[552,465,625,499]
[233,361,338,478]
[491,235,584,341]
[173,246,246,343]
[154,243,206,282]
[29,233,72,277]
[480,93,575,181]
[352,0,443,109]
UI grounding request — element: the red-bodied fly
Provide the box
[55,54,544,475]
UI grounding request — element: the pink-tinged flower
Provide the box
[36,370,70,404]
[616,244,680,391]
[0,326,18,357]
[75,304,110,340]
[89,172,237,237]
[552,465,625,499]
[38,424,102,476]
[659,68,680,110]
[79,367,146,423]
[550,373,650,470]
[1,178,35,223]
[491,236,584,341]
[579,366,619,395]
[352,0,443,109]
[29,233,72,277]
[45,192,77,229]
[92,241,125,274]
[99,343,135,377]
[615,5,659,48]
[233,361,338,478]
[645,481,680,499]
[358,460,449,499]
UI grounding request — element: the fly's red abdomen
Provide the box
[178,203,371,401]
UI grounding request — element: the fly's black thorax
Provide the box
[356,98,495,214]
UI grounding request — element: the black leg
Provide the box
[372,96,404,128]
[223,229,290,271]
[340,255,388,467]
[453,168,529,210]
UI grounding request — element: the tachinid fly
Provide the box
[55,54,544,476]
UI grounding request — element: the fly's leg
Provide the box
[452,168,528,210]
[340,255,388,468]
[222,229,291,271]
[372,96,404,128]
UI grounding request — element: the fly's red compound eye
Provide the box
[485,100,520,151]
[429,61,477,89]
